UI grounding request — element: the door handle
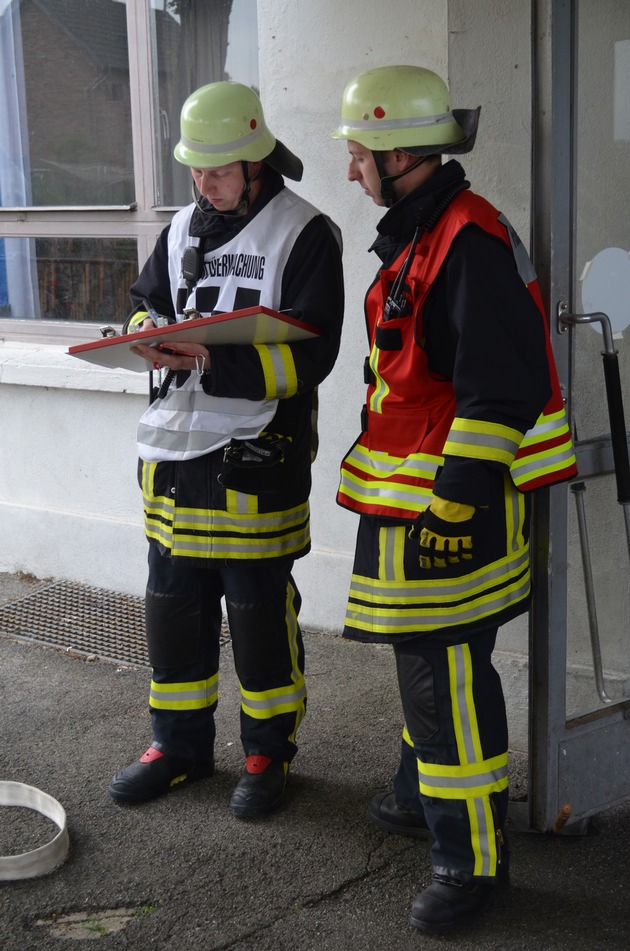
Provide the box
[557,301,630,505]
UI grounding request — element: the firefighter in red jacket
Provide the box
[331,65,576,934]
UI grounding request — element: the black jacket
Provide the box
[129,169,344,563]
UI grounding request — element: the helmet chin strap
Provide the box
[372,151,430,207]
[238,159,252,212]
[237,160,264,213]
[191,162,263,217]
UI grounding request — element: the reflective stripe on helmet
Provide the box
[179,125,266,157]
[339,110,456,134]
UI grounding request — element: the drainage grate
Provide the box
[0,581,150,667]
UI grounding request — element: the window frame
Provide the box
[0,0,181,345]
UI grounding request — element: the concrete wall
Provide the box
[0,345,149,594]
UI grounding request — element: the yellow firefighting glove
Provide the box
[124,309,152,332]
[122,303,172,335]
[409,495,476,569]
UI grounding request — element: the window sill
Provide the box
[0,325,147,395]
[0,319,119,347]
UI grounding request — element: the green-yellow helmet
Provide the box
[331,65,479,156]
[174,81,303,180]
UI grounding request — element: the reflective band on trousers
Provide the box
[447,642,507,878]
[239,677,307,719]
[149,675,218,711]
[418,754,508,799]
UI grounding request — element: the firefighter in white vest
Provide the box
[108,82,344,817]
[331,66,576,933]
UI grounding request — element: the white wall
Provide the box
[0,344,149,595]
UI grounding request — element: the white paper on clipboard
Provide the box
[67,306,320,372]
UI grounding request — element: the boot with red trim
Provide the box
[108,744,214,804]
[230,755,288,818]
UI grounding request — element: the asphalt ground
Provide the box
[1,571,629,950]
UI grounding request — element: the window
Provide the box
[0,0,258,333]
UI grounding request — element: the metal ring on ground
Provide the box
[0,781,70,880]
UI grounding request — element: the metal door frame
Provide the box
[527,0,630,833]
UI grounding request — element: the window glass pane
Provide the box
[1,237,137,321]
[0,0,134,207]
[151,0,259,206]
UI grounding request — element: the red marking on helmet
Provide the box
[250,119,257,130]
[374,106,386,119]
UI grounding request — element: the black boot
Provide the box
[368,792,434,841]
[108,745,214,804]
[410,874,503,934]
[230,755,287,818]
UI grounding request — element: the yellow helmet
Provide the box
[175,82,303,180]
[331,65,479,155]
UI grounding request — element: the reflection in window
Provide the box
[0,0,134,207]
[152,0,259,206]
[0,0,259,322]
[2,237,137,322]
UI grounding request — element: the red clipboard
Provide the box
[67,306,320,372]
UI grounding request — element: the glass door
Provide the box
[528,0,630,832]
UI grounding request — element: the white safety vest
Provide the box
[137,188,321,462]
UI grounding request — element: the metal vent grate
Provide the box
[0,580,150,667]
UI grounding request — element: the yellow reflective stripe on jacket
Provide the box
[141,461,160,499]
[511,406,576,489]
[170,530,310,559]
[171,504,309,533]
[518,387,577,491]
[345,547,530,634]
[149,675,218,711]
[339,468,432,514]
[368,347,390,414]
[255,343,298,398]
[171,526,309,559]
[144,496,174,522]
[144,490,175,549]
[142,492,310,560]
[378,526,407,581]
[339,442,440,514]
[443,409,577,491]
[225,489,259,514]
[345,442,442,482]
[518,407,571,448]
[443,418,522,466]
[511,439,576,487]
